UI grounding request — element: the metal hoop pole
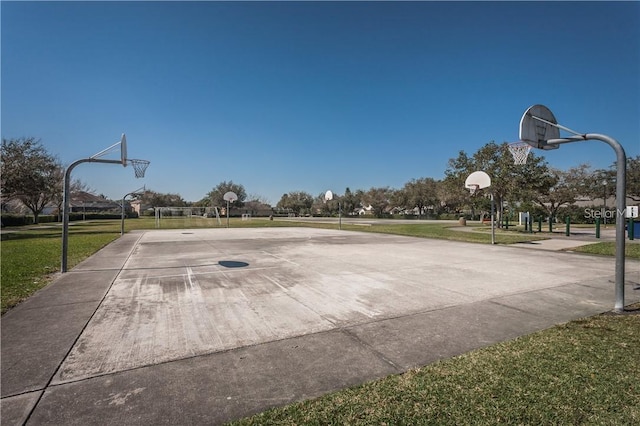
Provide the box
[586,134,626,312]
[545,132,627,311]
[121,185,145,235]
[61,158,121,272]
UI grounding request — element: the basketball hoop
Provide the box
[467,184,479,196]
[465,171,490,196]
[128,159,150,178]
[508,142,532,165]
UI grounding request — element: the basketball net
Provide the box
[128,159,150,178]
[508,142,531,165]
[467,184,479,196]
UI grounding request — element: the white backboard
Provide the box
[223,191,238,202]
[465,171,491,190]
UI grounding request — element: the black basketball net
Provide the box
[128,159,150,178]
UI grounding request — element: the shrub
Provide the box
[1,214,33,227]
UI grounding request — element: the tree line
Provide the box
[273,142,640,223]
[2,137,639,224]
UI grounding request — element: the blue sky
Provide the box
[2,1,639,204]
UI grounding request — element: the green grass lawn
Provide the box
[230,306,640,425]
[1,222,121,313]
[571,241,640,258]
[346,222,546,245]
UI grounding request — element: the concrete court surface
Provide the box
[2,227,640,425]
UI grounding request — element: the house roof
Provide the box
[69,192,119,208]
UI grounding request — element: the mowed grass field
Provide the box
[2,217,639,423]
[1,222,121,313]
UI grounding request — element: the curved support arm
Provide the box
[549,133,627,311]
[586,134,627,312]
[121,191,142,235]
[61,158,121,272]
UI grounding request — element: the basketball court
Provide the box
[53,226,640,383]
[2,226,640,424]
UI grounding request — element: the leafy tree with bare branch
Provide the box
[445,141,552,225]
[206,181,247,209]
[590,155,640,203]
[1,137,62,223]
[626,155,640,202]
[533,164,594,218]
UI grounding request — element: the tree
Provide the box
[313,191,343,217]
[1,137,62,224]
[395,177,439,218]
[626,155,640,202]
[532,164,593,219]
[276,191,314,216]
[341,187,361,216]
[140,190,187,207]
[362,187,395,218]
[246,193,270,206]
[445,142,552,225]
[51,178,95,219]
[438,175,469,216]
[206,181,247,208]
[443,150,481,218]
[241,193,272,216]
[590,155,640,203]
[313,192,332,216]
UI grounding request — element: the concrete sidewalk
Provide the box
[2,228,639,425]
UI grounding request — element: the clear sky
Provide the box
[2,1,639,204]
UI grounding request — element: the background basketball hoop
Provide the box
[223,191,238,228]
[464,171,491,194]
[464,171,494,244]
